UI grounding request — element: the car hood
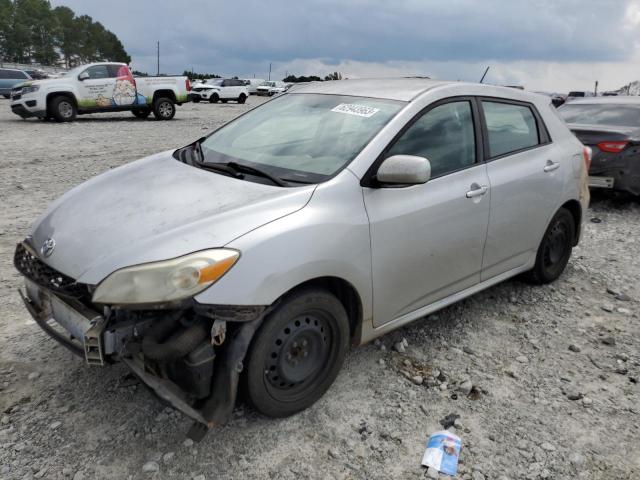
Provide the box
[28,150,315,284]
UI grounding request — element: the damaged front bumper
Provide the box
[19,276,267,440]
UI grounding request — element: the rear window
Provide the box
[0,69,27,79]
[558,103,640,127]
[482,101,540,157]
[568,92,585,97]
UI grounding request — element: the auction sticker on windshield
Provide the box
[331,103,380,118]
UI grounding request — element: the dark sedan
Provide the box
[558,97,640,196]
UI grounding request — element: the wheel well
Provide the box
[284,277,362,342]
[153,90,176,103]
[46,92,76,110]
[561,199,582,245]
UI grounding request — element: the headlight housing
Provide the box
[22,85,40,94]
[92,249,239,305]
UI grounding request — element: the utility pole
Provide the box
[268,62,272,81]
[594,80,598,96]
[156,41,160,76]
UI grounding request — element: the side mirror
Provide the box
[78,71,89,81]
[376,155,431,185]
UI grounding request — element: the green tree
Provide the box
[53,5,78,67]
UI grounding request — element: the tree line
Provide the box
[284,72,343,82]
[0,0,130,67]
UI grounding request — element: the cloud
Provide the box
[51,0,640,91]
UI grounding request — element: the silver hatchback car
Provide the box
[15,79,589,437]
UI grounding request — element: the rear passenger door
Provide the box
[479,99,563,280]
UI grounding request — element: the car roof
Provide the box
[290,78,456,101]
[565,96,640,105]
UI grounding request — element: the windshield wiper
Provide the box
[221,161,287,187]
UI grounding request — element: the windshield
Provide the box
[558,103,640,127]
[200,93,404,183]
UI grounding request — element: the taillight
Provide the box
[597,141,628,153]
[186,79,191,91]
[582,146,592,170]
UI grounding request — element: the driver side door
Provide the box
[77,65,116,109]
[362,98,491,327]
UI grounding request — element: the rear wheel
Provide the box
[221,99,228,103]
[245,288,349,418]
[152,97,175,120]
[132,108,151,119]
[522,208,575,284]
[209,93,219,104]
[237,93,247,104]
[50,95,76,122]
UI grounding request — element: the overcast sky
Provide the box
[51,0,640,92]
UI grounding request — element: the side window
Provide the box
[20,71,29,79]
[108,64,128,77]
[82,65,110,79]
[482,101,540,157]
[0,70,7,79]
[221,79,230,87]
[386,101,476,178]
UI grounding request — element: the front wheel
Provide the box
[209,93,219,104]
[245,288,349,418]
[522,207,575,284]
[50,95,76,122]
[237,93,247,104]
[191,96,201,103]
[152,97,175,120]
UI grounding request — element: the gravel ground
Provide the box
[0,97,638,480]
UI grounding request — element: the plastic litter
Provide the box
[421,430,461,476]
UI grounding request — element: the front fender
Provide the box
[194,170,373,324]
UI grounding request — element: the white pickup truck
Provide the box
[10,62,191,121]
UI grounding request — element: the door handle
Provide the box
[544,160,560,172]
[466,184,488,198]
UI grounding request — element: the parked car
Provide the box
[189,78,222,102]
[190,78,248,104]
[558,97,640,195]
[23,69,49,80]
[566,91,595,102]
[241,78,266,94]
[14,79,588,436]
[256,80,287,96]
[535,91,567,108]
[0,68,31,99]
[10,62,190,121]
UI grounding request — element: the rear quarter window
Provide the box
[482,101,541,158]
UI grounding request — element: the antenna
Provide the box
[479,66,490,84]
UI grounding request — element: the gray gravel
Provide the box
[0,97,639,479]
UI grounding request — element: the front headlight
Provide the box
[22,85,40,94]
[92,249,239,305]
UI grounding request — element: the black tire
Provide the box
[152,97,175,120]
[50,95,76,122]
[192,96,201,103]
[221,99,228,103]
[522,208,575,284]
[237,93,247,104]
[131,108,151,119]
[209,93,219,104]
[245,288,350,418]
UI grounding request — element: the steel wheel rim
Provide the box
[544,220,568,267]
[59,101,73,118]
[264,311,334,401]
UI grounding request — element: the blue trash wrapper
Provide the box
[421,430,461,476]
